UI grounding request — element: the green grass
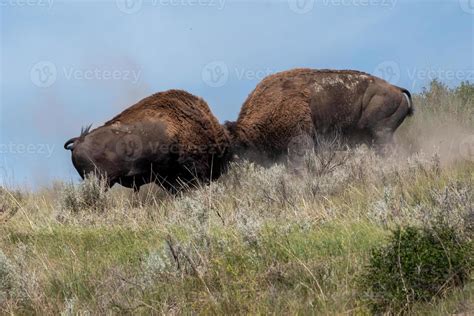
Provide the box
[2,167,472,314]
[0,81,473,314]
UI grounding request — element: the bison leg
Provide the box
[132,184,140,193]
[131,177,150,193]
[116,176,146,192]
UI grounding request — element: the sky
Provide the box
[0,0,473,188]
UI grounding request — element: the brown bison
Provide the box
[64,89,231,192]
[228,68,414,159]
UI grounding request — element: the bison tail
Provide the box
[396,86,414,116]
[64,138,77,151]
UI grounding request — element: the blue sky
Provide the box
[0,0,473,188]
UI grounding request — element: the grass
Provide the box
[0,80,473,314]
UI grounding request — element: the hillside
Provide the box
[0,81,473,314]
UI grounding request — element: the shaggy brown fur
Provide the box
[231,68,413,158]
[64,90,231,192]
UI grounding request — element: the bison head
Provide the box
[64,125,142,184]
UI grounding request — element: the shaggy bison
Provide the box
[229,68,414,158]
[64,90,231,192]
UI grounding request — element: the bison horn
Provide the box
[64,138,77,151]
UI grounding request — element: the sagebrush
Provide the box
[0,81,473,314]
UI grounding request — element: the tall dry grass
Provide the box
[0,80,472,314]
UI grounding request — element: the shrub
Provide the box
[60,175,111,214]
[0,187,24,221]
[360,225,473,314]
[0,250,17,304]
[142,243,175,285]
[454,81,474,107]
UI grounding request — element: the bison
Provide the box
[228,68,414,159]
[64,89,231,192]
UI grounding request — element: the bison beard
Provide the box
[64,89,231,192]
[229,68,414,160]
